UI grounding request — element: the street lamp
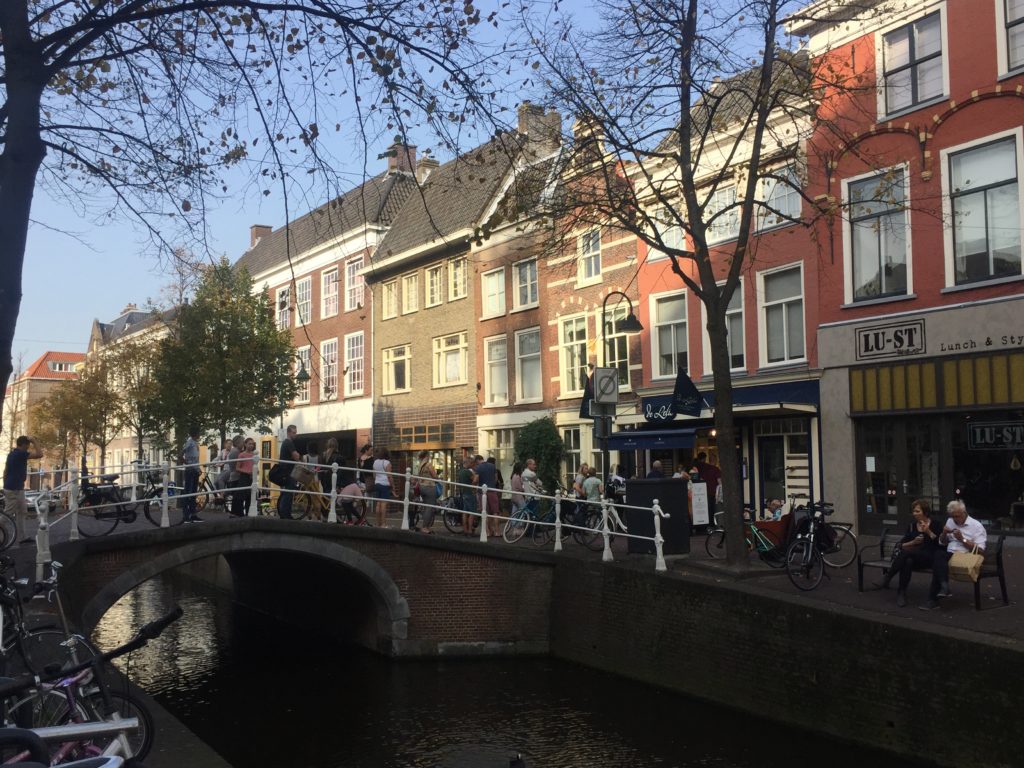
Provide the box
[600,290,643,496]
[279,355,311,429]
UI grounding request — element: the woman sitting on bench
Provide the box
[881,499,944,607]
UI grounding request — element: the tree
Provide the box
[0,0,507,424]
[34,359,120,469]
[151,258,296,442]
[521,0,884,567]
[514,417,566,495]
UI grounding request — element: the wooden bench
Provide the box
[857,527,1009,610]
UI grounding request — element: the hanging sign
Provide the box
[967,421,1024,450]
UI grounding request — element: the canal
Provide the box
[92,572,920,768]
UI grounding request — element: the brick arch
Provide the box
[78,531,410,654]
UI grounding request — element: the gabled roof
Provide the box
[235,172,418,277]
[21,351,86,381]
[91,308,174,350]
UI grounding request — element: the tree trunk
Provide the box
[0,2,46,429]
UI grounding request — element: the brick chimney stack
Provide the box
[416,156,440,183]
[387,142,417,174]
[250,224,272,248]
[518,101,561,158]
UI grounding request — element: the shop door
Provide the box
[858,419,941,534]
[758,436,786,509]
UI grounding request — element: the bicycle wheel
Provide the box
[85,689,155,760]
[7,688,89,732]
[503,509,530,543]
[76,499,119,537]
[18,628,99,675]
[290,491,313,521]
[143,492,184,527]
[442,500,463,534]
[820,523,858,568]
[785,539,824,591]
[755,527,786,569]
[704,528,726,558]
[574,508,604,552]
[0,511,16,551]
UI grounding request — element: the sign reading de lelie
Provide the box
[855,320,926,360]
[967,421,1024,451]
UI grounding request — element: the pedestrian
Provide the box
[318,438,343,498]
[582,465,603,507]
[509,463,526,517]
[213,438,232,497]
[358,443,374,486]
[487,457,504,490]
[475,452,500,537]
[415,450,438,534]
[372,447,395,527]
[224,435,242,513]
[234,438,257,517]
[457,456,478,534]
[181,427,203,523]
[694,452,722,503]
[338,473,365,524]
[646,460,664,479]
[3,436,44,545]
[276,424,301,520]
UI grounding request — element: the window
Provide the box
[383,345,411,394]
[320,338,338,400]
[484,336,508,406]
[1008,0,1024,71]
[295,346,310,402]
[275,287,291,330]
[294,277,311,326]
[578,229,601,282]
[758,166,802,230]
[516,328,542,402]
[514,259,538,308]
[761,266,804,364]
[702,284,745,373]
[652,293,687,378]
[432,332,468,387]
[482,268,506,317]
[707,186,739,243]
[651,207,686,259]
[321,268,339,318]
[344,332,364,396]
[848,169,909,299]
[602,306,631,386]
[48,361,73,373]
[345,257,364,311]
[560,315,588,394]
[949,137,1021,285]
[563,428,581,487]
[382,279,398,319]
[882,12,943,114]
[449,257,468,300]
[426,264,444,307]
[401,273,418,314]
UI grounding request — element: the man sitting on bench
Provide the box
[920,500,986,611]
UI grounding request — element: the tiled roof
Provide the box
[234,172,418,277]
[95,308,175,346]
[372,134,523,266]
[22,351,86,381]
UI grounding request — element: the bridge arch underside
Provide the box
[81,534,410,656]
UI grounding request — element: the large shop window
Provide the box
[848,169,908,300]
[881,12,943,114]
[761,266,804,364]
[950,137,1021,285]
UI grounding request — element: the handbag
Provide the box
[435,481,444,498]
[268,463,288,486]
[948,546,984,583]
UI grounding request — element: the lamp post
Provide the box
[279,355,311,430]
[600,291,643,498]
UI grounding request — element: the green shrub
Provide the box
[514,417,566,493]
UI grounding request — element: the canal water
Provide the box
[92,573,919,768]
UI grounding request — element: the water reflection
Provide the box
[93,571,919,768]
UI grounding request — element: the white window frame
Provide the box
[559,314,589,396]
[841,165,913,304]
[706,185,739,244]
[401,272,418,314]
[649,207,687,261]
[294,345,311,403]
[432,332,469,388]
[513,258,539,309]
[382,279,398,320]
[344,257,364,312]
[756,165,802,231]
[481,267,506,318]
[321,267,339,319]
[577,229,602,285]
[426,263,444,307]
[649,290,688,381]
[483,335,509,407]
[448,257,468,301]
[382,345,411,395]
[515,327,543,404]
[757,263,806,367]
[344,331,364,397]
[600,305,632,388]
[875,6,949,119]
[294,276,312,326]
[563,427,582,487]
[996,0,1024,75]
[940,127,1024,288]
[701,279,746,375]
[320,338,338,401]
[275,286,291,330]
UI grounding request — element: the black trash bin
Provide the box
[623,479,689,555]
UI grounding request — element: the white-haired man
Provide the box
[920,499,986,611]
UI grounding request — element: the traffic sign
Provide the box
[593,366,619,404]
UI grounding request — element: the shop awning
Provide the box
[607,428,697,450]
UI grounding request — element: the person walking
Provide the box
[457,456,478,535]
[415,450,438,533]
[276,424,301,520]
[3,436,44,545]
[224,435,242,514]
[475,452,500,537]
[372,447,395,527]
[234,438,257,517]
[509,463,526,518]
[181,428,203,523]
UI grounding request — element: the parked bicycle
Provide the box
[76,474,136,538]
[785,501,857,590]
[132,466,185,527]
[704,511,787,567]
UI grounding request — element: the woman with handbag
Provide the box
[372,447,395,527]
[880,499,943,607]
[414,450,438,533]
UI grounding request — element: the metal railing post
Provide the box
[160,463,170,528]
[328,462,339,523]
[479,484,489,542]
[34,495,50,583]
[400,468,412,531]
[129,466,137,505]
[601,498,613,562]
[249,457,260,517]
[653,498,669,572]
[68,468,80,542]
[553,489,563,552]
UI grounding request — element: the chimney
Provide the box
[518,102,561,158]
[416,156,440,183]
[387,142,417,174]
[250,224,272,248]
[517,101,546,136]
[119,303,137,316]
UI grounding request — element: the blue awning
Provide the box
[608,428,696,450]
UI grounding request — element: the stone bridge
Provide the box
[53,519,554,657]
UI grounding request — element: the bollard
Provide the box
[601,498,613,562]
[34,495,50,583]
[328,462,339,523]
[129,470,137,504]
[68,468,80,542]
[652,498,670,572]
[249,457,260,517]
[553,489,563,552]
[479,484,489,543]
[160,463,170,528]
[401,468,412,531]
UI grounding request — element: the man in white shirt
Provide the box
[522,458,543,499]
[921,499,987,610]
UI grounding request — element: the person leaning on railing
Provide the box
[4,436,44,544]
[414,450,438,534]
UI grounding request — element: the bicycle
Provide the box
[133,467,185,527]
[704,511,786,567]
[789,499,859,568]
[784,501,848,590]
[76,474,136,537]
[531,497,605,550]
[289,466,327,521]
